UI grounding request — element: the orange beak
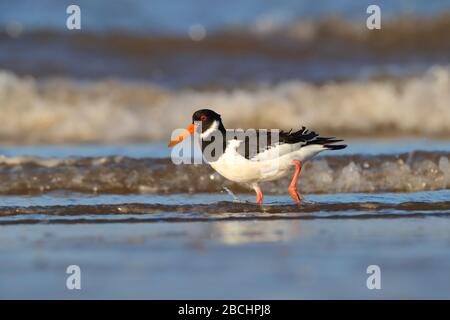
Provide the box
[168,123,196,147]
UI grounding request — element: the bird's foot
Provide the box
[222,187,242,202]
[288,186,302,204]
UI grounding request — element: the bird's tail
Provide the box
[325,144,347,150]
[305,137,347,150]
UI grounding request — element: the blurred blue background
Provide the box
[0,0,449,34]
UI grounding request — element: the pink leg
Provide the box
[288,160,302,204]
[253,183,264,204]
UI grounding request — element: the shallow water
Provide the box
[0,140,448,221]
[1,140,450,298]
[1,194,450,225]
[2,218,450,298]
[0,139,449,204]
[2,189,450,207]
[2,139,450,158]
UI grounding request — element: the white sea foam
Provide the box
[0,152,448,195]
[0,66,449,143]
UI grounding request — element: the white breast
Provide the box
[208,140,285,183]
[208,139,329,184]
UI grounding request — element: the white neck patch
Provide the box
[201,120,220,139]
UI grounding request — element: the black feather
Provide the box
[325,144,347,150]
[279,126,347,150]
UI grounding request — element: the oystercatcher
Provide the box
[168,109,346,204]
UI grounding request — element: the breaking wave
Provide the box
[0,66,450,143]
[0,151,449,195]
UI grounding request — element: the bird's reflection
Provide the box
[206,220,301,245]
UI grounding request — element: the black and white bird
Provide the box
[168,109,346,204]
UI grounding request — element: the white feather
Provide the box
[209,139,328,184]
[201,120,219,139]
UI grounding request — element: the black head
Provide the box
[192,109,224,134]
[168,108,224,147]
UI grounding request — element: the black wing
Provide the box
[280,126,347,150]
[202,127,346,161]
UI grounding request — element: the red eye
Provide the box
[200,115,207,121]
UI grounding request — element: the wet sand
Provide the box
[1,218,450,299]
[1,200,450,224]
